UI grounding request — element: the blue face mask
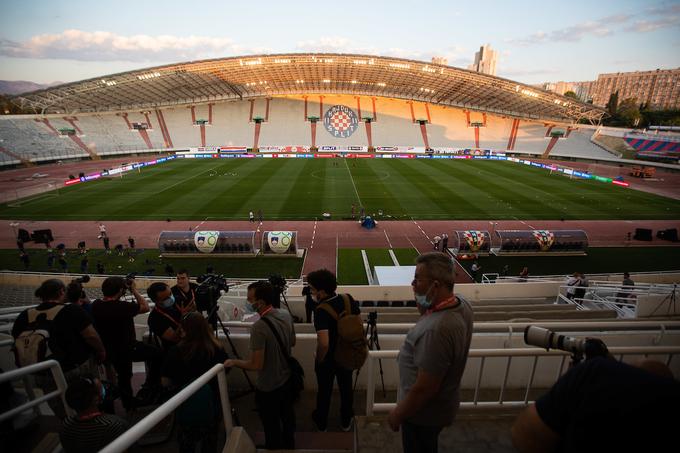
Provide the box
[161,295,175,308]
[244,301,258,314]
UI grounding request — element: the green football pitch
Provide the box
[1,158,679,220]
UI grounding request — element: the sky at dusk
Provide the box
[0,0,679,85]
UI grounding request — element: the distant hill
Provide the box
[0,80,63,95]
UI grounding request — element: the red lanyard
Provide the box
[426,295,459,315]
[258,306,274,317]
[177,288,196,314]
[154,306,180,327]
[78,411,102,421]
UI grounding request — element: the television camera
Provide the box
[196,273,229,312]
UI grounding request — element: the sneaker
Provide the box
[311,411,327,432]
[341,418,354,432]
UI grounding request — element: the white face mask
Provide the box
[244,301,259,314]
[160,295,175,308]
[414,283,434,309]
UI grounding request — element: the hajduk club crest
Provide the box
[323,105,359,138]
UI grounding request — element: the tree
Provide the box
[617,98,642,127]
[563,91,578,100]
[606,91,619,116]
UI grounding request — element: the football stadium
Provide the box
[2,52,679,452]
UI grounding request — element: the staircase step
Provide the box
[253,431,353,451]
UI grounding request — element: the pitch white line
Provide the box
[406,235,421,254]
[310,219,318,250]
[343,158,363,206]
[411,217,431,242]
[192,217,209,231]
[513,216,536,229]
[157,162,223,195]
[384,230,393,249]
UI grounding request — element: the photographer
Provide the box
[511,357,680,452]
[92,276,162,411]
[308,268,360,432]
[66,276,92,316]
[171,269,199,316]
[224,281,296,450]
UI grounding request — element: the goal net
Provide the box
[5,182,61,207]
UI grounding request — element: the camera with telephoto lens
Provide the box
[125,272,137,288]
[196,273,229,312]
[524,326,609,360]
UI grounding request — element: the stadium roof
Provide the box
[11,53,606,123]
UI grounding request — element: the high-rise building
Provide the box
[468,44,497,76]
[431,56,448,66]
[540,81,595,102]
[590,68,680,110]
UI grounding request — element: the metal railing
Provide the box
[0,359,73,423]
[557,283,678,318]
[100,363,233,453]
[364,346,680,415]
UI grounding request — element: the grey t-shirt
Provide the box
[250,308,295,392]
[397,295,473,426]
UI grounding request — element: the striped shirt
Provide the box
[60,414,128,452]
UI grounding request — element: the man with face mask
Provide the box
[147,282,181,351]
[307,268,361,433]
[387,252,473,453]
[224,280,296,450]
[92,276,161,411]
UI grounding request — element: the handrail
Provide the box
[0,359,73,422]
[100,363,232,453]
[221,319,680,333]
[365,346,680,415]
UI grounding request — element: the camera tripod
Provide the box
[354,311,386,397]
[649,284,678,317]
[275,286,303,323]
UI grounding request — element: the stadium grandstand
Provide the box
[1,53,679,453]
[0,53,615,165]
